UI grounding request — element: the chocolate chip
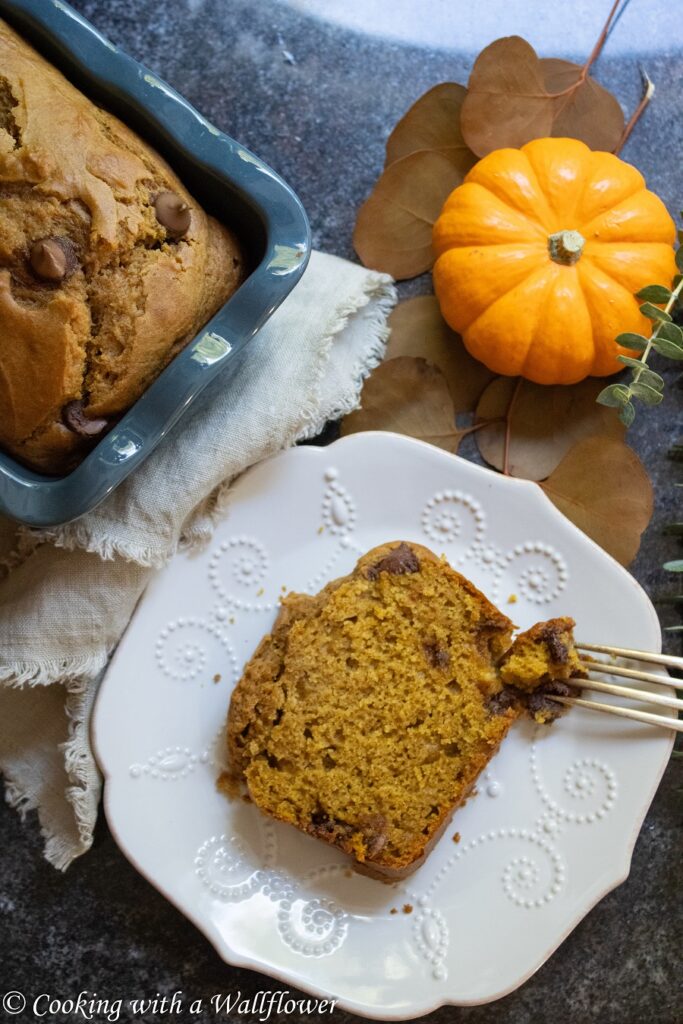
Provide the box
[62,400,108,438]
[154,191,191,238]
[366,543,420,580]
[424,642,450,670]
[538,624,569,664]
[486,687,519,716]
[29,237,76,282]
[527,680,576,722]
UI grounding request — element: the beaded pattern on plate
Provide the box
[408,828,566,979]
[194,815,349,959]
[195,821,277,903]
[155,617,237,683]
[530,741,618,825]
[129,725,228,781]
[208,536,275,612]
[493,542,569,604]
[277,865,349,958]
[129,746,210,780]
[307,469,363,591]
[321,468,357,536]
[412,906,449,981]
[421,490,485,561]
[484,768,502,798]
[468,541,505,575]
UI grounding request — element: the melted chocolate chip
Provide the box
[366,543,420,580]
[538,624,569,664]
[363,829,388,859]
[424,642,450,670]
[527,680,575,722]
[486,687,519,716]
[62,400,108,438]
[29,237,76,283]
[154,191,191,238]
[308,810,351,841]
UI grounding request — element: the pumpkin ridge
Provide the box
[576,257,647,375]
[576,182,644,235]
[466,170,553,235]
[518,266,566,379]
[579,188,674,243]
[521,138,592,228]
[583,241,677,297]
[432,243,547,334]
[465,265,557,374]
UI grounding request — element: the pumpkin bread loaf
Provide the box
[0,19,244,473]
[225,541,581,881]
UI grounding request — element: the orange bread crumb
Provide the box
[225,542,580,880]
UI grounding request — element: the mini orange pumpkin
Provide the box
[432,138,676,385]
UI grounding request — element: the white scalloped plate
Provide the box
[92,432,672,1018]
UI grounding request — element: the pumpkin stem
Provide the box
[548,230,585,266]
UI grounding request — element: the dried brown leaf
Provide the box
[541,58,625,152]
[460,36,554,157]
[340,356,462,452]
[385,296,495,412]
[384,83,475,169]
[353,150,469,279]
[539,436,653,566]
[475,378,625,481]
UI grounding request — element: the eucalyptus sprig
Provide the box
[597,245,683,426]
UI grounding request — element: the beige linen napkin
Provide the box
[0,250,395,868]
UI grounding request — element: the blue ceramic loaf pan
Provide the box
[0,0,311,527]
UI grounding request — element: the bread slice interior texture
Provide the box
[225,541,582,880]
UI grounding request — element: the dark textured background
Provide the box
[1,1,681,1022]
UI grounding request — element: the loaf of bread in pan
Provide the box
[224,541,582,881]
[0,19,244,474]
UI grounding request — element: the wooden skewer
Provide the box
[572,675,683,712]
[579,659,678,689]
[550,695,683,733]
[577,642,683,672]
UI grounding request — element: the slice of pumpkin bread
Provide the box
[224,541,580,880]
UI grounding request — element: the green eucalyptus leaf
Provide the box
[639,302,672,322]
[597,382,631,407]
[658,321,683,343]
[616,332,648,352]
[653,336,683,360]
[630,381,664,404]
[636,368,664,390]
[663,559,683,572]
[676,247,683,272]
[616,355,644,371]
[619,401,635,427]
[635,284,672,303]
